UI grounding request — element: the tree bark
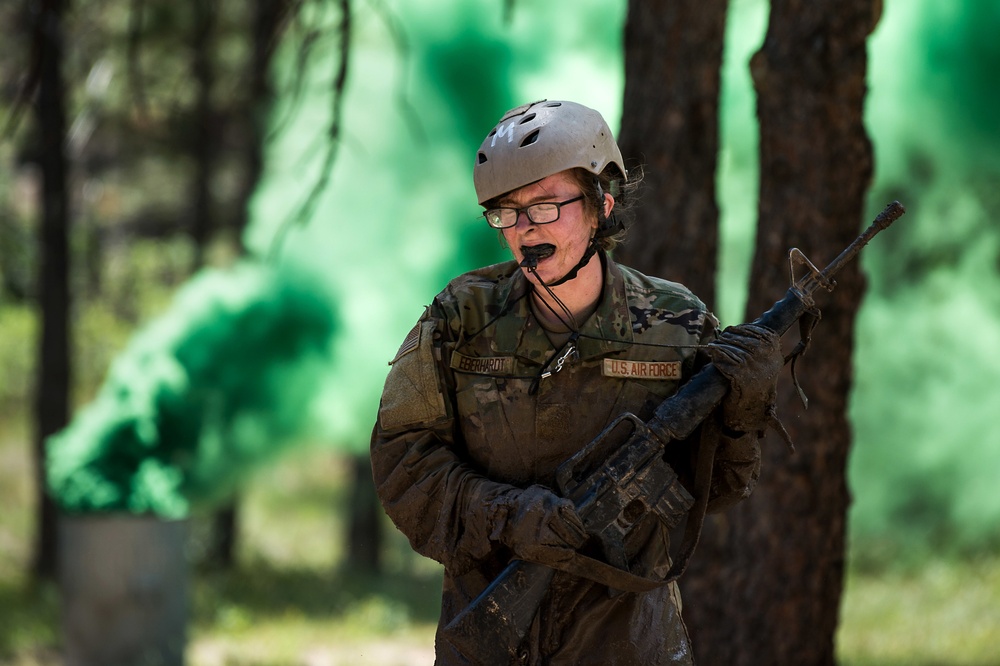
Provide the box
[31,0,71,581]
[229,0,290,241]
[615,0,728,309]
[190,0,216,268]
[681,2,878,664]
[346,455,382,572]
[204,0,293,569]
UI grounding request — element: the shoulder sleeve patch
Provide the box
[379,320,448,431]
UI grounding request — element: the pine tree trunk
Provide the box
[202,0,292,568]
[346,455,381,572]
[189,0,216,268]
[31,0,71,582]
[615,0,728,309]
[681,2,879,663]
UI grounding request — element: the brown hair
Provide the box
[564,164,643,252]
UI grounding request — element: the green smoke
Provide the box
[47,0,997,565]
[246,0,625,454]
[848,0,1000,563]
[47,262,337,518]
[699,0,1000,563]
[45,0,626,515]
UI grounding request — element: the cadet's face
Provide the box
[499,171,603,286]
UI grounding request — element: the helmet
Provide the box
[473,100,626,205]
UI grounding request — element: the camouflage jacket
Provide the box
[371,254,761,665]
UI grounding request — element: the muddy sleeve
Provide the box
[370,306,513,576]
[695,315,763,514]
[703,428,762,513]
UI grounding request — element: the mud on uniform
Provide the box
[371,255,761,665]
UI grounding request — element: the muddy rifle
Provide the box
[441,202,906,664]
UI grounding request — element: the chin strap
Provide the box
[525,241,599,288]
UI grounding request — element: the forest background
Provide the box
[1,0,999,664]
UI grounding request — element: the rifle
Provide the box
[441,202,906,664]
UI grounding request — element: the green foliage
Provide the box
[0,306,37,408]
[191,564,441,633]
[0,580,59,663]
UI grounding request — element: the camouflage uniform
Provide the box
[371,254,761,665]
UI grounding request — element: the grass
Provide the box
[186,564,440,665]
[837,558,1000,666]
[1,411,998,665]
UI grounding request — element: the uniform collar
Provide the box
[577,254,633,358]
[490,253,633,363]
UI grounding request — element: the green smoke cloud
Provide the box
[849,0,1000,562]
[44,0,626,518]
[246,0,625,454]
[47,262,337,518]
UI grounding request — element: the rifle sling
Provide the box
[543,417,720,593]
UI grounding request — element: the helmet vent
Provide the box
[520,129,540,147]
[545,102,562,108]
[519,113,536,125]
[478,152,488,164]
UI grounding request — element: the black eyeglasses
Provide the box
[483,195,585,229]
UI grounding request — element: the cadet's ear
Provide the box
[603,193,615,219]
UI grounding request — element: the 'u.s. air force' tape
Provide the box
[602,359,680,380]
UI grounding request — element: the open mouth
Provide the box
[520,243,556,268]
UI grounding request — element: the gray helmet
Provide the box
[473,100,626,205]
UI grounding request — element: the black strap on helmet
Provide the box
[593,178,623,240]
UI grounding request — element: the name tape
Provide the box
[602,359,681,380]
[451,352,514,376]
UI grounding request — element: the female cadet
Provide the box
[370,99,783,665]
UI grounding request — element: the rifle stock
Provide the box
[441,560,554,665]
[441,202,906,661]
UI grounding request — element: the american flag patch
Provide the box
[389,323,421,365]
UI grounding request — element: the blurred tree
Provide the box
[28,0,72,582]
[616,0,727,310]
[346,456,381,572]
[672,2,879,663]
[193,0,237,568]
[197,0,298,572]
[188,0,217,268]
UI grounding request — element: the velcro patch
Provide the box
[603,359,681,380]
[450,351,514,376]
[379,320,448,430]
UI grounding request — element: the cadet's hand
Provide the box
[489,485,587,566]
[705,323,783,435]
